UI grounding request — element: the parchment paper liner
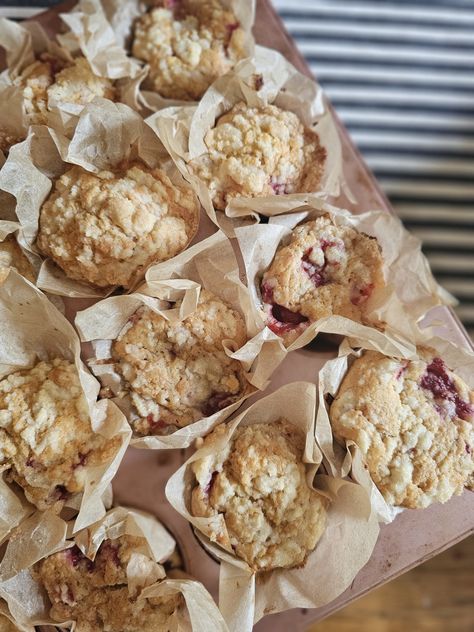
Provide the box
[0,507,228,631]
[316,329,474,524]
[0,269,131,537]
[149,45,348,235]
[0,219,41,284]
[165,381,380,631]
[235,199,454,351]
[0,600,34,632]
[97,0,256,113]
[0,13,141,140]
[0,99,201,298]
[75,231,285,449]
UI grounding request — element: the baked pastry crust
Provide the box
[261,215,385,344]
[17,54,115,125]
[111,289,248,434]
[132,0,247,100]
[190,102,326,210]
[36,162,199,288]
[191,419,328,571]
[330,350,474,508]
[0,358,116,510]
[36,535,181,632]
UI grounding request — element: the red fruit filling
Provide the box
[350,283,374,306]
[269,178,287,195]
[395,361,409,380]
[146,414,168,432]
[261,281,309,335]
[202,392,236,417]
[420,357,474,421]
[101,541,121,567]
[301,240,341,288]
[66,546,94,572]
[204,471,219,496]
[52,485,69,501]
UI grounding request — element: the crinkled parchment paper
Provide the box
[166,381,380,631]
[235,199,454,351]
[0,269,131,537]
[75,231,285,449]
[0,99,200,298]
[0,507,228,631]
[316,330,474,524]
[148,46,348,235]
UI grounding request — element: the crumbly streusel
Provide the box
[0,236,35,283]
[330,350,474,509]
[132,0,247,101]
[0,358,116,510]
[36,163,199,288]
[17,54,115,125]
[110,289,248,435]
[190,102,326,210]
[191,419,328,571]
[0,614,19,632]
[260,216,385,345]
[36,535,181,632]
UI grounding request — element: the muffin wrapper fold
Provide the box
[148,46,348,235]
[0,507,228,632]
[0,99,200,298]
[235,199,454,351]
[316,331,474,524]
[0,269,131,537]
[165,381,380,631]
[97,0,256,113]
[75,231,286,449]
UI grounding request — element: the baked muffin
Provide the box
[0,358,117,510]
[110,289,248,435]
[36,162,199,288]
[36,535,181,632]
[330,350,474,509]
[0,613,20,632]
[190,102,326,210]
[191,419,328,571]
[0,236,35,283]
[260,216,385,344]
[132,0,247,101]
[17,54,115,125]
[0,127,24,156]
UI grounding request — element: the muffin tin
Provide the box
[2,0,473,630]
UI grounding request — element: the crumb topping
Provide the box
[37,534,181,632]
[191,419,327,571]
[0,358,115,510]
[110,289,248,434]
[190,102,326,210]
[36,163,198,288]
[132,0,247,100]
[261,216,385,344]
[330,350,474,508]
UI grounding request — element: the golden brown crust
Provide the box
[330,350,474,508]
[36,163,199,288]
[111,289,248,434]
[190,102,326,210]
[191,419,327,571]
[261,215,386,344]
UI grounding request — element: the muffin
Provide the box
[36,162,199,288]
[132,0,247,101]
[191,419,328,571]
[0,358,117,510]
[17,54,116,125]
[330,350,474,509]
[110,289,248,435]
[190,102,326,210]
[0,236,35,283]
[260,215,385,344]
[0,614,20,632]
[36,535,182,632]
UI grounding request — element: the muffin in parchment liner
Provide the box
[316,329,474,524]
[235,198,453,350]
[0,99,201,298]
[75,231,285,449]
[0,269,131,538]
[149,46,347,235]
[91,0,255,111]
[0,508,228,632]
[165,382,380,632]
[0,14,141,141]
